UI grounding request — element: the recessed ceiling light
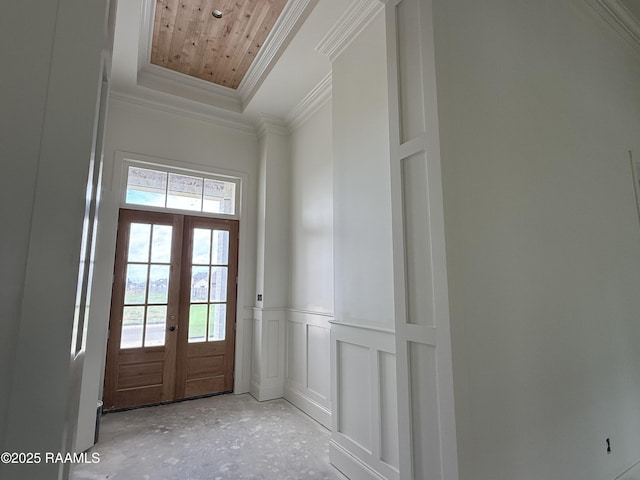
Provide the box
[212,9,223,18]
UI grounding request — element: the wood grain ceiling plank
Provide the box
[166,0,199,71]
[178,0,210,74]
[150,0,288,89]
[210,0,284,88]
[200,0,244,85]
[152,0,181,65]
[186,0,220,78]
[194,0,227,82]
[223,5,272,87]
[209,0,255,87]
[228,1,286,87]
[202,0,239,83]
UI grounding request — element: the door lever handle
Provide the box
[168,315,177,332]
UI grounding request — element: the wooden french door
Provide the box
[103,209,238,410]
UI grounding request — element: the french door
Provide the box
[103,209,238,410]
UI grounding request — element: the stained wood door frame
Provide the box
[103,209,239,410]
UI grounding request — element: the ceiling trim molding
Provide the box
[315,0,383,61]
[138,0,156,78]
[109,89,257,136]
[138,64,243,113]
[237,0,320,107]
[584,0,640,53]
[286,72,332,131]
[256,115,290,138]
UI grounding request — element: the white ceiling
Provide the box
[110,0,353,129]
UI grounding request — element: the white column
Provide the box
[250,116,291,401]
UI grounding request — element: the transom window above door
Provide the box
[123,163,239,217]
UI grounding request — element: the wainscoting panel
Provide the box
[337,341,371,451]
[285,309,332,427]
[233,315,254,393]
[408,341,440,479]
[379,351,399,468]
[266,319,281,378]
[250,308,286,401]
[287,320,306,384]
[307,323,331,399]
[330,322,399,480]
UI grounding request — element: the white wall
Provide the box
[76,97,259,450]
[0,0,112,478]
[330,11,400,479]
[0,0,60,449]
[332,13,394,331]
[289,102,334,314]
[285,102,333,426]
[434,1,640,479]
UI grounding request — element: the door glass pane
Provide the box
[192,228,211,264]
[211,230,229,265]
[191,266,209,302]
[167,173,203,211]
[188,304,207,343]
[145,306,166,347]
[124,264,148,304]
[209,267,228,302]
[128,223,151,262]
[148,265,169,304]
[208,304,226,341]
[151,225,172,263]
[121,306,144,348]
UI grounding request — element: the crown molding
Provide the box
[138,64,243,113]
[256,114,290,138]
[138,0,156,76]
[237,0,320,107]
[315,0,383,61]
[584,0,640,53]
[109,89,257,136]
[286,72,332,130]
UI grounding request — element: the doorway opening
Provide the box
[103,208,239,410]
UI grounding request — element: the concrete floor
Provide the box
[72,394,348,480]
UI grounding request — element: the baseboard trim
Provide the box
[249,379,284,402]
[330,440,387,480]
[284,384,331,428]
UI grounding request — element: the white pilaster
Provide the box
[250,116,291,401]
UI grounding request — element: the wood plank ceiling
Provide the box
[151,0,288,89]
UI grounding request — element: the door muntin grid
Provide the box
[188,228,230,343]
[120,223,173,348]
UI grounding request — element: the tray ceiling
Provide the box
[151,0,288,89]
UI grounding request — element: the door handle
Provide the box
[169,325,177,332]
